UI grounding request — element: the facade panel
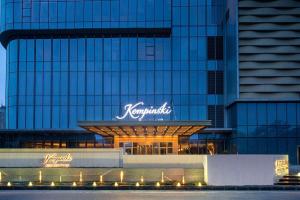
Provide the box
[238,0,300,99]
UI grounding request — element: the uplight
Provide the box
[92,182,97,187]
[140,176,144,183]
[135,182,140,187]
[79,172,83,183]
[297,172,300,177]
[120,171,124,183]
[197,182,202,187]
[72,182,77,187]
[7,182,11,187]
[39,171,42,183]
[156,182,160,187]
[176,182,181,187]
[28,182,33,187]
[50,182,55,187]
[114,182,118,187]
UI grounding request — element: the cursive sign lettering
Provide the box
[43,153,73,168]
[116,102,172,121]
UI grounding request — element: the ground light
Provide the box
[197,182,202,187]
[79,172,83,183]
[114,182,118,187]
[176,182,181,187]
[135,182,140,187]
[39,171,42,183]
[7,182,11,187]
[156,182,160,187]
[50,182,55,187]
[92,182,97,187]
[298,172,300,177]
[72,182,77,187]
[28,182,33,187]
[120,171,124,183]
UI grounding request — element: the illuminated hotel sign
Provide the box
[275,159,289,176]
[42,153,73,168]
[116,102,172,121]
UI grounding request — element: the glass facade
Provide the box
[1,0,300,164]
[1,0,171,31]
[228,102,300,164]
[0,106,5,129]
[5,0,225,129]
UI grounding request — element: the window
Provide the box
[208,105,224,128]
[208,71,224,94]
[207,36,223,60]
[298,146,300,165]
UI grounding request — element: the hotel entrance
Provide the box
[119,142,173,155]
[79,121,211,155]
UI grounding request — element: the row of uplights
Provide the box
[3,170,203,187]
[5,181,202,187]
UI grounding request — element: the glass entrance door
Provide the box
[120,142,173,155]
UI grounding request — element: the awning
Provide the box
[78,120,211,137]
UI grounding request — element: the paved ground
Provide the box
[0,190,300,200]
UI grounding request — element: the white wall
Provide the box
[0,149,289,186]
[123,155,206,168]
[0,149,122,168]
[204,155,288,186]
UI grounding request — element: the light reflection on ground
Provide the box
[0,190,300,200]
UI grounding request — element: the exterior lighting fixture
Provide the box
[197,182,202,187]
[156,182,160,187]
[28,182,33,187]
[0,172,2,182]
[39,171,42,183]
[92,182,97,187]
[7,182,12,187]
[298,172,300,177]
[120,171,124,183]
[100,175,103,183]
[176,182,181,187]
[59,176,62,183]
[79,172,83,183]
[114,182,118,187]
[135,182,140,187]
[72,182,77,187]
[50,182,55,187]
[182,176,185,184]
[161,172,164,183]
[140,176,144,183]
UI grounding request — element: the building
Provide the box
[0,105,5,129]
[0,0,299,164]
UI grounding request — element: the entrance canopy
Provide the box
[78,121,211,137]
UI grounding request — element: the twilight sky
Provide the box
[0,45,5,105]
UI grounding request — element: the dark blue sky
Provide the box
[0,45,5,105]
